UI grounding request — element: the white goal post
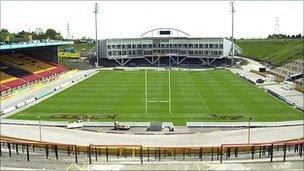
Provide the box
[145,69,172,114]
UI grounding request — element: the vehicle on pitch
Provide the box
[113,121,130,130]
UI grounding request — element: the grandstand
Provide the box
[99,28,241,67]
[268,59,304,86]
[0,41,73,96]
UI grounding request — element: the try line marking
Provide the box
[147,100,170,103]
[195,87,210,113]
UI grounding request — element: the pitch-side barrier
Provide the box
[0,135,302,164]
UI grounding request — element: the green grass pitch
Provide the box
[10,69,302,125]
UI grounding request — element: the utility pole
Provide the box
[230,1,235,66]
[145,69,148,114]
[66,22,71,40]
[94,3,99,68]
[248,117,252,143]
[37,116,42,142]
[168,57,172,115]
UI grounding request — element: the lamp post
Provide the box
[93,2,99,68]
[230,0,235,66]
[37,116,42,142]
[248,117,252,143]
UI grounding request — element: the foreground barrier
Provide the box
[0,135,303,165]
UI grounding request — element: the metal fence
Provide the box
[0,136,303,164]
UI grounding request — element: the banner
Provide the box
[5,35,10,41]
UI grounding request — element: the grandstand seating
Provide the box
[270,59,304,79]
[0,62,32,78]
[13,53,56,72]
[0,72,17,84]
[0,53,68,94]
[2,54,44,74]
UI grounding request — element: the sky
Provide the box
[1,1,303,39]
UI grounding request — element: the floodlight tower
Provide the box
[94,2,99,68]
[230,0,235,66]
[66,22,71,40]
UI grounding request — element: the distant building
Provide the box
[99,28,241,67]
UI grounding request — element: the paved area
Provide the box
[263,84,304,108]
[230,68,265,84]
[1,124,303,147]
[187,120,304,127]
[239,57,268,72]
[230,57,303,110]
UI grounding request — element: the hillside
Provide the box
[236,39,303,66]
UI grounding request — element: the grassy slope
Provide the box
[10,70,302,125]
[236,39,303,66]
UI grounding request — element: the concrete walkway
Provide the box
[0,124,303,147]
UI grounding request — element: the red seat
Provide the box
[36,71,53,78]
[0,84,10,92]
[22,75,41,83]
[2,79,26,89]
[0,56,68,93]
[48,66,67,75]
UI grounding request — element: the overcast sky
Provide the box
[1,1,303,39]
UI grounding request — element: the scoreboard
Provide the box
[159,30,171,35]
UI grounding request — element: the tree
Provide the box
[295,34,301,39]
[0,29,12,42]
[45,28,57,39]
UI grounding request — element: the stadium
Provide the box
[0,1,303,171]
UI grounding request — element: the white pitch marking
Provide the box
[195,87,210,113]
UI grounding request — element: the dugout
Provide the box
[147,122,163,131]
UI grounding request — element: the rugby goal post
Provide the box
[145,69,172,114]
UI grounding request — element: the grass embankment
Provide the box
[236,39,303,66]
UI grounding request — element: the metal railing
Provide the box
[0,135,303,164]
